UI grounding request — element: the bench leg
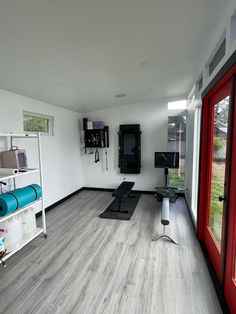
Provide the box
[109,197,128,213]
[128,194,137,199]
[118,197,121,212]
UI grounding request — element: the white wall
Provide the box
[81,101,168,191]
[0,89,84,207]
[185,1,236,220]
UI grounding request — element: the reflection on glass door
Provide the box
[168,116,186,189]
[209,96,229,246]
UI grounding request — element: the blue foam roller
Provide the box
[0,193,18,217]
[28,184,42,199]
[9,187,37,209]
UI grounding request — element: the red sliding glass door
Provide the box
[224,74,236,313]
[198,66,236,312]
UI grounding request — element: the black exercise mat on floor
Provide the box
[99,194,140,221]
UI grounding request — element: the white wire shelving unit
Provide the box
[0,133,46,265]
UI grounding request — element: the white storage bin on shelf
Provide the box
[21,208,37,239]
[0,216,23,252]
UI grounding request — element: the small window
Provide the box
[197,75,203,91]
[209,38,226,76]
[23,111,54,135]
[168,100,187,110]
[230,11,236,44]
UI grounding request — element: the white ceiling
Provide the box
[0,0,230,112]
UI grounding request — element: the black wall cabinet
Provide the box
[84,127,109,148]
[118,124,141,174]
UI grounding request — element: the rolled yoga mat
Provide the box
[0,184,42,217]
[28,184,42,199]
[9,184,42,208]
[9,187,37,208]
[0,194,18,217]
[0,168,19,176]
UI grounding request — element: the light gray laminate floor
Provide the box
[0,191,222,314]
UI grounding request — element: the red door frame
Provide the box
[198,65,236,312]
[199,79,231,279]
[224,75,236,313]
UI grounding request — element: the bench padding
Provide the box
[112,181,135,198]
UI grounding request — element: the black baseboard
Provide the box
[82,187,114,192]
[37,187,184,218]
[183,196,197,234]
[36,187,84,218]
[83,187,155,194]
[36,187,157,218]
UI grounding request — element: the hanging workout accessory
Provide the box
[95,148,100,163]
[104,128,109,170]
[0,184,42,217]
[118,124,141,174]
[152,152,179,244]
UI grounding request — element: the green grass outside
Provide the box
[209,162,225,245]
[168,161,224,245]
[169,172,185,189]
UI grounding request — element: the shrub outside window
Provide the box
[23,111,54,135]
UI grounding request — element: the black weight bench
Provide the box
[99,181,140,220]
[111,181,135,213]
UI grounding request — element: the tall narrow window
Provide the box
[168,116,187,189]
[191,106,201,220]
[197,75,203,92]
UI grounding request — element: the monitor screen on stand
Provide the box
[154,152,179,186]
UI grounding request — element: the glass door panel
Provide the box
[209,96,229,246]
[200,80,231,280]
[168,116,186,189]
[199,67,236,313]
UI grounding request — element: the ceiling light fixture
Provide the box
[140,61,150,67]
[115,93,127,98]
[57,82,66,87]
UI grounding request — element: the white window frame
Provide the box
[23,111,54,136]
[191,105,202,221]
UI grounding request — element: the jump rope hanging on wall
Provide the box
[83,118,109,170]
